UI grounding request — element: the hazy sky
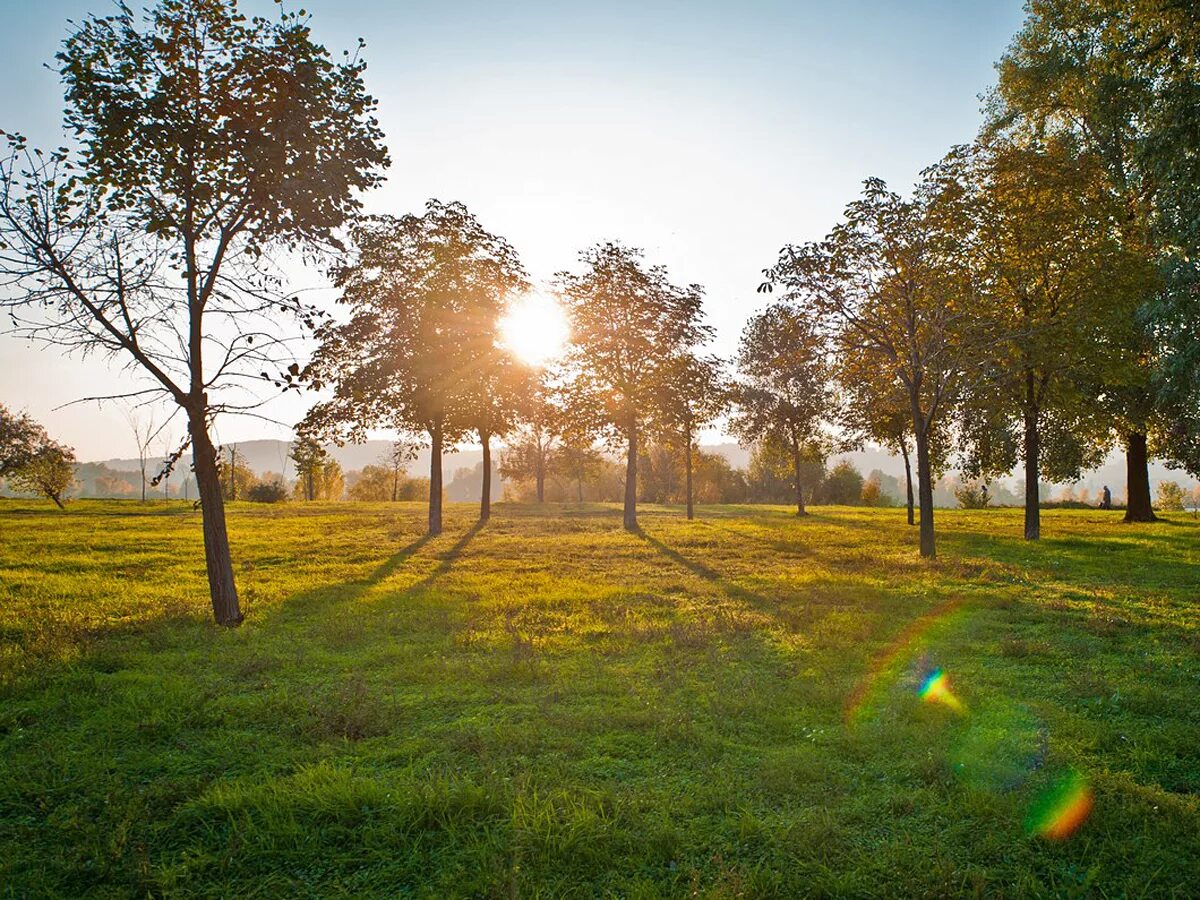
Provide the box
[0,0,1026,460]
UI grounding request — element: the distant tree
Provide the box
[500,379,564,504]
[861,473,892,507]
[763,168,981,556]
[348,465,394,502]
[302,201,526,535]
[1155,481,1186,512]
[0,404,76,508]
[550,432,605,504]
[8,441,76,509]
[381,440,419,502]
[654,353,728,519]
[558,243,713,530]
[468,352,528,522]
[0,0,388,624]
[744,437,826,507]
[838,360,923,524]
[220,446,257,501]
[0,404,40,477]
[821,461,865,506]
[124,410,158,503]
[290,437,330,502]
[730,303,834,516]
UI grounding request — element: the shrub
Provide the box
[247,481,288,503]
[955,482,991,509]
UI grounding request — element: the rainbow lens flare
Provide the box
[918,668,963,713]
[1025,770,1094,840]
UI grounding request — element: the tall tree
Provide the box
[558,243,712,531]
[764,168,980,557]
[730,303,834,517]
[990,0,1181,522]
[956,136,1152,538]
[0,0,387,624]
[654,353,728,520]
[302,201,527,536]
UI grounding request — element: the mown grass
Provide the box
[0,499,1197,897]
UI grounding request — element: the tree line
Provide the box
[1,0,1196,624]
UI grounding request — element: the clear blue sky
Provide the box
[0,0,1026,459]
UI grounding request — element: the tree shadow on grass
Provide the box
[633,525,786,614]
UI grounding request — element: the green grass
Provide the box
[1,499,1197,897]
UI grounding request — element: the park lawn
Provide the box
[0,499,1197,897]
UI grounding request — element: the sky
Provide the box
[0,0,1027,460]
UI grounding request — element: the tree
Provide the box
[821,461,864,506]
[220,445,257,501]
[124,409,158,502]
[468,351,527,522]
[990,0,1178,523]
[654,353,728,520]
[0,0,388,625]
[349,465,394,501]
[302,201,527,536]
[7,441,76,509]
[1155,481,1186,512]
[955,136,1149,539]
[290,436,330,503]
[381,440,418,502]
[838,354,933,525]
[730,303,834,516]
[763,169,981,556]
[550,432,605,503]
[558,243,712,531]
[744,437,826,507]
[499,378,564,504]
[0,404,77,508]
[0,404,41,477]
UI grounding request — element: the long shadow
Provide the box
[365,533,434,586]
[399,520,485,597]
[634,525,781,612]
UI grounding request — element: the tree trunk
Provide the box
[685,433,694,520]
[792,436,807,516]
[480,430,492,522]
[1123,431,1157,523]
[910,397,936,558]
[429,422,444,536]
[1023,376,1041,541]
[189,416,242,626]
[536,467,545,504]
[623,421,638,531]
[576,473,584,503]
[900,440,914,526]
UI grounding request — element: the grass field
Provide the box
[1,499,1197,897]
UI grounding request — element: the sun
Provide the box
[499,293,570,367]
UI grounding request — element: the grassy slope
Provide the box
[0,500,1197,897]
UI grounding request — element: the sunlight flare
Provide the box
[499,293,570,367]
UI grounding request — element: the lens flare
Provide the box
[1025,770,1094,840]
[843,597,963,727]
[918,668,964,713]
